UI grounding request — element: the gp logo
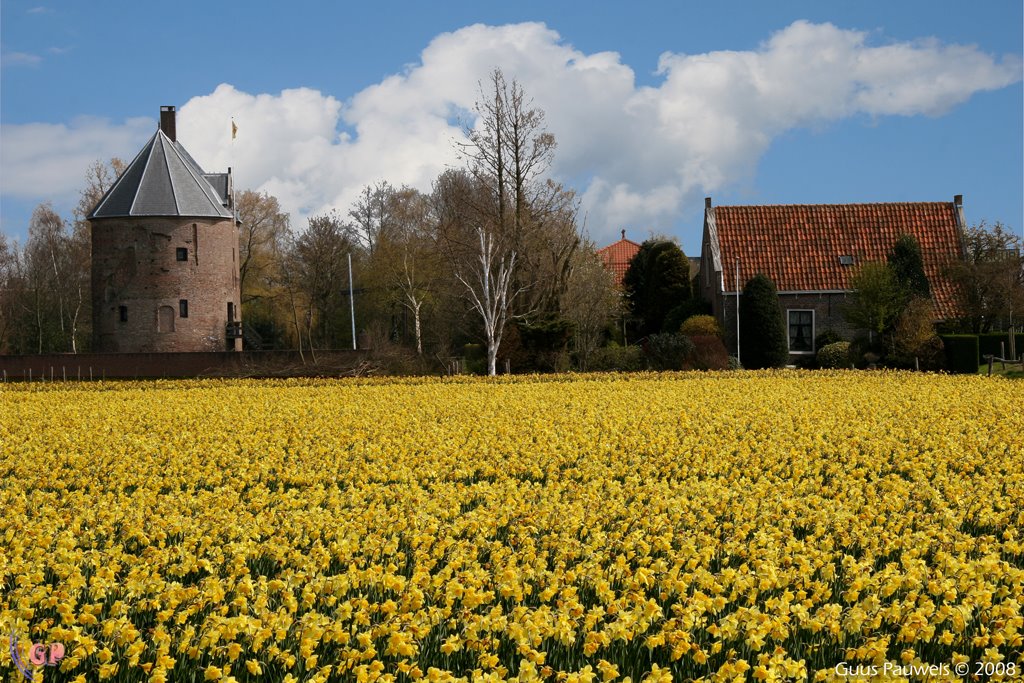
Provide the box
[8,633,66,681]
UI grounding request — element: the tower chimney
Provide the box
[621,229,626,240]
[705,197,712,209]
[953,194,963,207]
[160,106,176,142]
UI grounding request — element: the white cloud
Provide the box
[0,116,153,198]
[1,51,43,67]
[2,21,1021,244]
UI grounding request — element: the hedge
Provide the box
[977,332,1024,363]
[940,335,980,374]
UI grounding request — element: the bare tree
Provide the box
[455,223,520,376]
[458,70,577,316]
[348,181,396,258]
[73,158,126,233]
[433,169,522,375]
[948,221,1024,332]
[293,212,356,354]
[236,189,290,303]
[267,226,309,361]
[0,234,18,352]
[374,188,439,356]
[564,243,622,369]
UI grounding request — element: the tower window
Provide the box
[179,299,189,318]
[119,305,128,322]
[176,247,188,261]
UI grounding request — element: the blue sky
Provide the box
[2,0,1021,256]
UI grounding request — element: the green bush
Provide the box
[661,299,711,333]
[739,274,788,369]
[589,345,645,372]
[940,335,980,374]
[814,329,844,349]
[643,333,696,371]
[977,332,1024,362]
[680,314,722,337]
[462,343,487,375]
[817,341,852,369]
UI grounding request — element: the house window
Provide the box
[176,247,188,261]
[179,299,189,318]
[788,310,814,353]
[119,305,128,322]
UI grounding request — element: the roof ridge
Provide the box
[91,131,155,218]
[160,130,223,214]
[718,201,953,209]
[89,129,233,220]
[157,133,181,215]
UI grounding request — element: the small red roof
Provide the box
[712,202,964,320]
[597,230,642,286]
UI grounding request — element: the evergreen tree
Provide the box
[622,240,691,338]
[887,234,930,303]
[739,273,788,369]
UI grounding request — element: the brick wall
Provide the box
[0,351,367,380]
[714,291,858,362]
[91,216,241,353]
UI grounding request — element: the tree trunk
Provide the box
[411,300,423,356]
[487,343,497,376]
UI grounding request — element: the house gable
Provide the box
[597,231,643,287]
[705,198,965,321]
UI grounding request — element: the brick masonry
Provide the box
[0,350,368,380]
[91,216,241,352]
[712,289,858,362]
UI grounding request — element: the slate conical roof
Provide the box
[89,130,234,220]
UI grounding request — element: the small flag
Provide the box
[231,120,238,140]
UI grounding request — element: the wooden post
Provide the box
[1001,342,1006,370]
[988,355,994,376]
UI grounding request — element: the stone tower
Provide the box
[89,106,242,352]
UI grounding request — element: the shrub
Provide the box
[939,335,980,374]
[977,332,1024,362]
[739,274,788,369]
[689,334,729,370]
[817,341,852,369]
[661,299,711,333]
[849,335,884,369]
[680,315,722,337]
[643,333,696,371]
[727,356,743,370]
[462,343,487,375]
[589,345,645,372]
[889,297,941,369]
[814,329,844,350]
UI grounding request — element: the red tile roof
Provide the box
[597,233,642,286]
[712,202,964,320]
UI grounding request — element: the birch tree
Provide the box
[375,188,438,356]
[454,223,520,376]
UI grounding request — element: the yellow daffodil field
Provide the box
[1,371,1022,682]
